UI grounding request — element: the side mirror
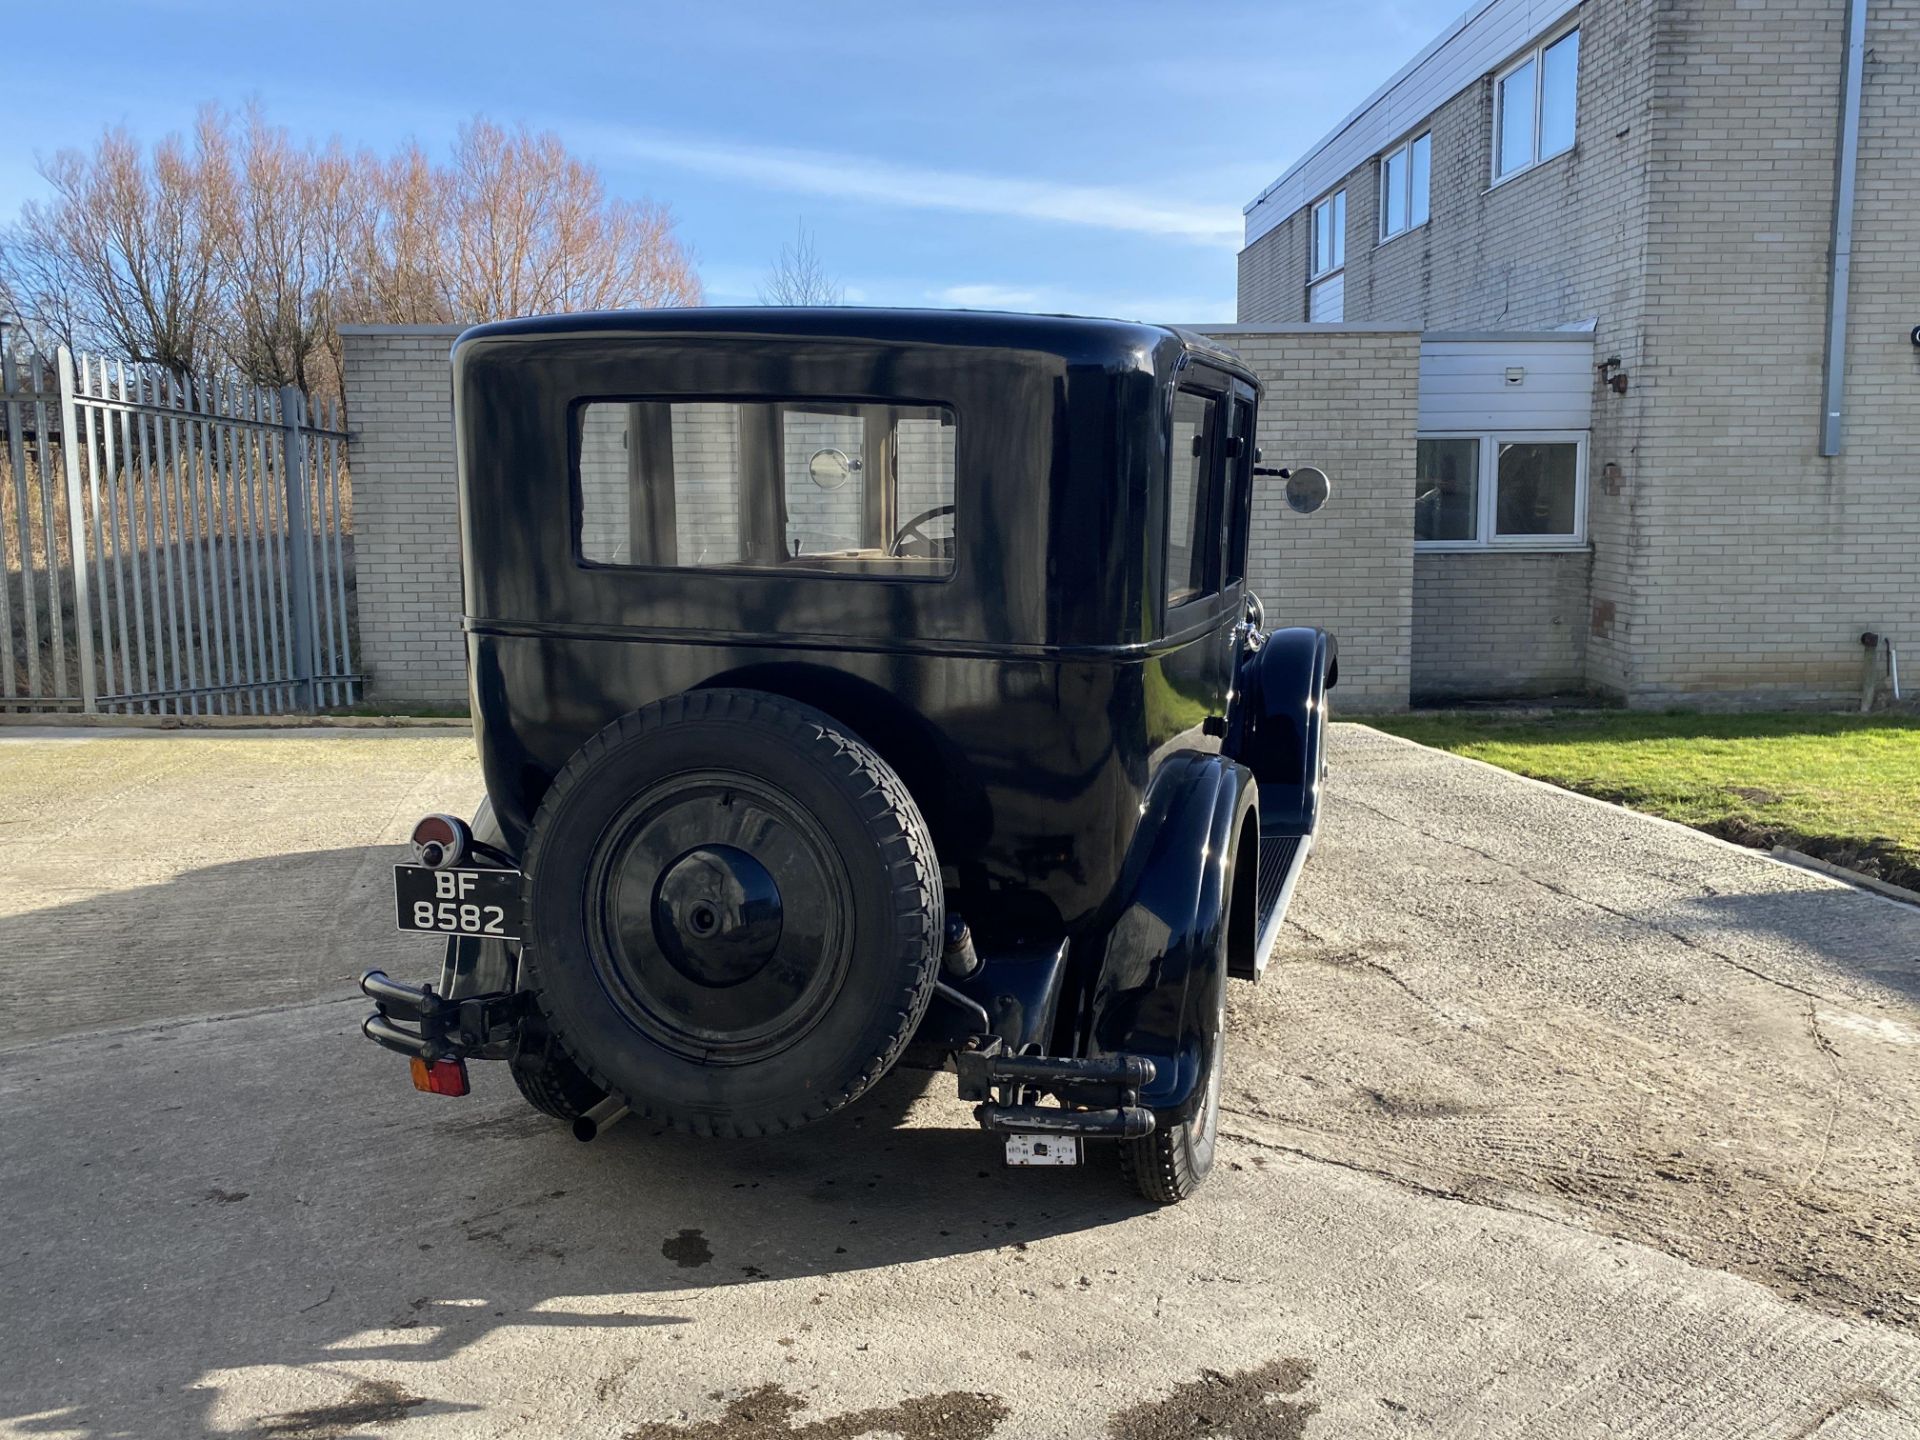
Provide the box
[1284,466,1332,515]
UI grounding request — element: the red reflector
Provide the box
[411,814,458,850]
[409,1055,470,1097]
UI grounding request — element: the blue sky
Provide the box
[3,0,1445,323]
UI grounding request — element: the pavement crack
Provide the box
[297,1283,336,1314]
[1798,999,1845,1195]
[1352,955,1463,1025]
[1219,1117,1554,1226]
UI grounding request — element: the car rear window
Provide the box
[575,399,956,578]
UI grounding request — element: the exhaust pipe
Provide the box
[572,1094,630,1143]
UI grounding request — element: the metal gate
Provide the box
[0,345,359,715]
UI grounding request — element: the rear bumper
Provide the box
[359,970,527,1063]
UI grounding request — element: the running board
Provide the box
[1235,825,1313,981]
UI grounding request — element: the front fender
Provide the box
[1085,752,1255,1122]
[1225,625,1335,835]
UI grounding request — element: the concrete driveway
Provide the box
[2,722,1918,1439]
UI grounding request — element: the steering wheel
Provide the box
[889,504,956,558]
[787,526,861,558]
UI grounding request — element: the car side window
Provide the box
[575,399,956,578]
[1166,388,1221,608]
[1224,396,1252,586]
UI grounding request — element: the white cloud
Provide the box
[593,130,1241,248]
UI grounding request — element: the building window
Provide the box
[1379,132,1431,241]
[1308,189,1346,320]
[1414,437,1479,542]
[1310,189,1345,277]
[1494,26,1580,182]
[1415,432,1585,548]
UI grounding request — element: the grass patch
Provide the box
[1367,710,1920,891]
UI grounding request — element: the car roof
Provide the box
[454,307,1257,388]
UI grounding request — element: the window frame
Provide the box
[1163,381,1229,614]
[1308,188,1346,280]
[1413,428,1588,552]
[1492,24,1580,185]
[1378,130,1432,243]
[568,393,961,584]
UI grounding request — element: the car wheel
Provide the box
[1119,986,1225,1204]
[519,689,943,1138]
[507,1015,607,1121]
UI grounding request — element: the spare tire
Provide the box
[519,689,943,1137]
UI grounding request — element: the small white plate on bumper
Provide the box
[1005,1134,1079,1166]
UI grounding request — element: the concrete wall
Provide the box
[339,325,467,708]
[1412,551,1590,700]
[1238,0,1920,710]
[1626,0,1920,708]
[1237,0,1651,703]
[1202,325,1418,713]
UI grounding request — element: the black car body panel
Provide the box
[454,311,1258,941]
[403,306,1332,1134]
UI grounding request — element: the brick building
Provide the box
[1239,0,1918,706]
[340,4,1911,716]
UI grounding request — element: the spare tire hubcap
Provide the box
[654,844,784,985]
[588,772,851,1064]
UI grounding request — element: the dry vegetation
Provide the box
[0,105,703,409]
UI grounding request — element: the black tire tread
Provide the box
[518,689,942,1138]
[507,1018,607,1122]
[1119,1124,1205,1204]
[508,1049,605,1122]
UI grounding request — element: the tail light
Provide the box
[411,814,472,869]
[409,1055,470,1097]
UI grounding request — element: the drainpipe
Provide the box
[1819,0,1869,457]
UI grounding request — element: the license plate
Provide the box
[1005,1134,1079,1167]
[394,865,524,940]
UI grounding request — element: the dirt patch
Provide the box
[254,1379,425,1438]
[1106,1359,1317,1440]
[663,1228,714,1268]
[1232,886,1920,1338]
[625,1383,1009,1438]
[1704,816,1919,893]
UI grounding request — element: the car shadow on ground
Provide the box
[1,854,1161,1439]
[6,1050,1159,1438]
[1647,881,1920,1008]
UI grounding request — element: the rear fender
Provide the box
[1085,752,1255,1121]
[1225,625,1335,835]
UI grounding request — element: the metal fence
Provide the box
[0,346,359,714]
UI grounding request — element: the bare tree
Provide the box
[344,142,448,328]
[439,119,701,319]
[0,108,703,405]
[759,221,844,306]
[5,119,229,376]
[211,105,358,398]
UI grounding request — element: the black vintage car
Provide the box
[360,308,1335,1203]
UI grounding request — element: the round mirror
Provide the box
[807,448,859,490]
[1284,465,1331,515]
